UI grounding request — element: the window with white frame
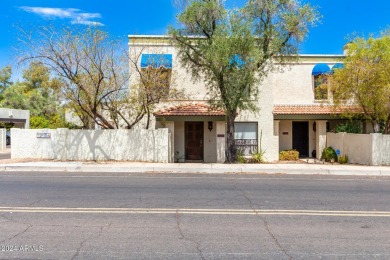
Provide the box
[234,122,258,155]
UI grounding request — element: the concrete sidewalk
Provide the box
[0,160,390,176]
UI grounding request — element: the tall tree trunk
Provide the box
[372,120,381,133]
[225,110,237,163]
[385,115,390,134]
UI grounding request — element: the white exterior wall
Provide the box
[279,121,292,151]
[315,120,327,160]
[12,128,171,163]
[12,129,57,159]
[236,73,278,161]
[129,38,209,102]
[271,64,315,104]
[380,135,390,166]
[343,134,372,165]
[203,122,217,163]
[326,132,390,166]
[174,121,185,162]
[129,36,344,162]
[272,61,340,105]
[0,129,6,150]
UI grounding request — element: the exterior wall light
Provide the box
[208,121,213,131]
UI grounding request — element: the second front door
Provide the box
[185,122,204,161]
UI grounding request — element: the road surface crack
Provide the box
[0,214,33,244]
[71,221,113,260]
[26,199,43,207]
[175,210,206,260]
[233,180,293,260]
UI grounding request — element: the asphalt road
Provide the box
[0,171,390,259]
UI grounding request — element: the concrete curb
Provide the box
[0,162,390,176]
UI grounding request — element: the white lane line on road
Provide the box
[1,207,390,217]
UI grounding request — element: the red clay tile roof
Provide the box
[273,105,363,115]
[154,103,225,116]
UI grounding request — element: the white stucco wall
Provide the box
[129,36,343,163]
[279,121,292,151]
[174,121,185,162]
[343,134,372,165]
[271,64,316,104]
[0,129,6,150]
[12,128,171,163]
[271,60,341,105]
[128,38,209,101]
[380,135,390,166]
[326,132,390,166]
[203,122,217,163]
[327,132,372,165]
[12,129,57,159]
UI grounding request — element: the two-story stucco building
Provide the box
[129,35,348,163]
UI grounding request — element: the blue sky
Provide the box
[1,0,390,77]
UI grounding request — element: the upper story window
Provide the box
[312,63,331,100]
[140,54,173,100]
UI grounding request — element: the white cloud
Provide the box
[20,6,104,26]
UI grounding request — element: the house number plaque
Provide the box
[36,133,51,138]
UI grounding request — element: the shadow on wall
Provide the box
[11,128,170,163]
[64,129,168,162]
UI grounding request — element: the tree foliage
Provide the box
[329,34,390,133]
[21,26,178,129]
[0,62,65,128]
[170,0,318,162]
[0,65,12,96]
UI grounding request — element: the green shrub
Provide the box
[338,155,348,164]
[279,150,299,161]
[30,115,50,129]
[237,149,246,164]
[321,147,338,162]
[335,121,362,133]
[252,149,266,163]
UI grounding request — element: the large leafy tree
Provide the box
[0,62,65,128]
[0,65,12,97]
[170,0,318,162]
[329,34,390,133]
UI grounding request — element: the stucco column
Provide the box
[370,133,382,166]
[0,129,5,151]
[274,120,280,136]
[165,121,175,163]
[315,120,327,160]
[216,121,226,163]
[55,128,68,161]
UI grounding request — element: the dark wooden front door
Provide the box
[185,122,204,161]
[292,121,309,158]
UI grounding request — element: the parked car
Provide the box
[6,130,10,145]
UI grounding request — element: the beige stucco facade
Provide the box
[129,35,347,162]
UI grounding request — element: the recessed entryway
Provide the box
[185,122,204,161]
[293,121,309,157]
